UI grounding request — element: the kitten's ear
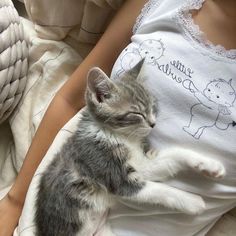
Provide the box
[87,67,115,103]
[131,58,145,77]
[124,58,145,81]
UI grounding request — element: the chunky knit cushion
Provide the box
[0,0,28,123]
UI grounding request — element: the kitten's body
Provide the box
[35,61,225,236]
[36,109,146,236]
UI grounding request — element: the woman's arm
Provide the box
[0,1,147,235]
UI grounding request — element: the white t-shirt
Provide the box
[108,0,236,235]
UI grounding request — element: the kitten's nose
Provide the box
[149,122,156,128]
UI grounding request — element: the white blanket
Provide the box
[0,1,236,235]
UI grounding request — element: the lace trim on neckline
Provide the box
[175,0,236,60]
[133,0,160,34]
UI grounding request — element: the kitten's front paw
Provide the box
[192,159,225,179]
[146,149,159,160]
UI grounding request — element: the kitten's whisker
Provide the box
[127,129,139,139]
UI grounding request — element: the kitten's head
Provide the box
[85,60,157,138]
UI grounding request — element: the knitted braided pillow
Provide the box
[0,0,28,123]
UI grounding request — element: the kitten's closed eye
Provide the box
[128,112,146,119]
[125,112,145,123]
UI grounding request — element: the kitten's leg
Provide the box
[140,147,225,181]
[122,180,206,215]
[76,210,106,236]
[157,148,226,178]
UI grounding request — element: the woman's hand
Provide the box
[0,194,23,236]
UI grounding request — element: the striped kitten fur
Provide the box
[35,60,225,236]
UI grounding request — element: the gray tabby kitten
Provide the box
[35,60,225,236]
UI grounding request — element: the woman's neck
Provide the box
[213,0,236,18]
[192,0,236,50]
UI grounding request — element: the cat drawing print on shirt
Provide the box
[183,78,236,139]
[116,39,165,77]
